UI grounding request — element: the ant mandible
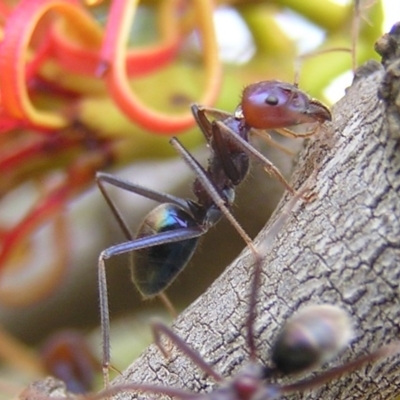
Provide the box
[96,80,331,384]
[72,176,400,400]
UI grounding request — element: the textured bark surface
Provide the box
[22,25,400,400]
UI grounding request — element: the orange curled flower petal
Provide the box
[47,21,102,76]
[0,152,108,303]
[103,0,222,134]
[0,0,102,130]
[0,200,70,307]
[0,185,69,275]
[124,36,181,76]
[48,14,179,77]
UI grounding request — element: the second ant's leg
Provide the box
[151,321,223,383]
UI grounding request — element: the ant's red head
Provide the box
[240,80,332,130]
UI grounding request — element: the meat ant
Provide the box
[95,80,331,384]
[35,176,400,400]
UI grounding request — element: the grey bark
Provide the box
[22,25,400,400]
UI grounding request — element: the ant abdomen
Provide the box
[271,304,353,375]
[132,204,200,298]
[240,80,331,130]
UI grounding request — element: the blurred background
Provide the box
[0,0,397,395]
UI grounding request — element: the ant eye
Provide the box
[264,95,279,106]
[271,304,353,375]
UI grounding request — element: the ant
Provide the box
[95,80,332,384]
[38,177,400,400]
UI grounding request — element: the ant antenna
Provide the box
[352,0,361,72]
[293,47,352,88]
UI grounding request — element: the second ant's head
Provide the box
[240,80,332,130]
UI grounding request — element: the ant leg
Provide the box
[96,172,191,208]
[98,227,205,386]
[151,321,223,382]
[169,137,259,257]
[251,129,295,156]
[96,172,191,238]
[274,125,320,139]
[96,172,193,312]
[212,121,296,194]
[191,103,232,142]
[197,105,233,121]
[192,104,294,178]
[190,104,213,141]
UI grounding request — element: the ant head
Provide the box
[271,304,353,375]
[240,80,331,130]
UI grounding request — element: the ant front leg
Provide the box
[273,123,321,139]
[250,128,296,156]
[190,103,232,142]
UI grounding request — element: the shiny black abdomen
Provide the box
[132,203,200,298]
